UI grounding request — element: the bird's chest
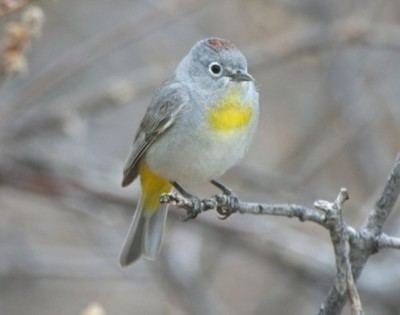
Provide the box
[191,87,256,171]
[145,84,258,184]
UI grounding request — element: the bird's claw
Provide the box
[183,209,199,221]
[217,208,232,220]
[160,192,178,205]
[161,182,239,221]
[215,193,238,220]
[182,196,202,221]
[160,192,203,222]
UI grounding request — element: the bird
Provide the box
[120,37,259,266]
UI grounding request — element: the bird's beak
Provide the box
[226,69,254,82]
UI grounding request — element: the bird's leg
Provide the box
[210,180,238,220]
[172,182,202,221]
[172,182,194,198]
[210,179,233,196]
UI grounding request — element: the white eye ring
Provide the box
[208,62,223,77]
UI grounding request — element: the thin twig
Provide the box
[160,191,328,227]
[318,154,400,315]
[344,241,364,315]
[366,154,400,235]
[314,188,350,295]
[160,155,400,315]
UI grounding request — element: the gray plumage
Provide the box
[122,80,188,187]
[120,37,259,266]
[119,200,168,265]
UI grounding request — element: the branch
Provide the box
[161,154,400,315]
[161,191,328,226]
[315,189,363,315]
[376,233,400,250]
[344,241,363,315]
[366,154,400,235]
[319,154,400,315]
[314,189,350,296]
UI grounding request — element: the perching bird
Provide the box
[120,38,259,266]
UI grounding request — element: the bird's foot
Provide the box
[160,191,204,221]
[160,180,238,221]
[182,196,203,221]
[215,193,239,220]
[161,182,212,221]
[172,182,194,198]
[211,180,238,220]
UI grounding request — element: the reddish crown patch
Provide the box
[207,38,235,51]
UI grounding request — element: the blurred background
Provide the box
[0,0,400,314]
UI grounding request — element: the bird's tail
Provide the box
[120,162,172,266]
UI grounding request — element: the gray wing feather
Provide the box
[122,80,188,187]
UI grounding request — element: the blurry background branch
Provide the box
[0,2,44,78]
[2,15,400,139]
[1,1,400,315]
[0,0,31,17]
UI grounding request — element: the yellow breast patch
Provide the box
[207,89,252,132]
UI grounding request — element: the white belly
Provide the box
[145,125,253,185]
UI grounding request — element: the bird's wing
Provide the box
[121,80,188,187]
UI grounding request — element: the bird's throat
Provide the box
[207,89,253,132]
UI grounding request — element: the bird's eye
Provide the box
[208,62,222,76]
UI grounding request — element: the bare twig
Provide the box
[160,190,328,227]
[0,152,398,314]
[161,154,400,315]
[344,241,363,315]
[314,188,350,295]
[318,154,400,315]
[314,188,365,315]
[376,233,400,250]
[366,154,400,235]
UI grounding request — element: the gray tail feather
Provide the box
[142,203,168,260]
[119,199,168,266]
[119,199,145,266]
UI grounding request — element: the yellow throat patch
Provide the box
[207,88,252,132]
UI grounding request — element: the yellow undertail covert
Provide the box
[207,88,253,132]
[139,161,172,215]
